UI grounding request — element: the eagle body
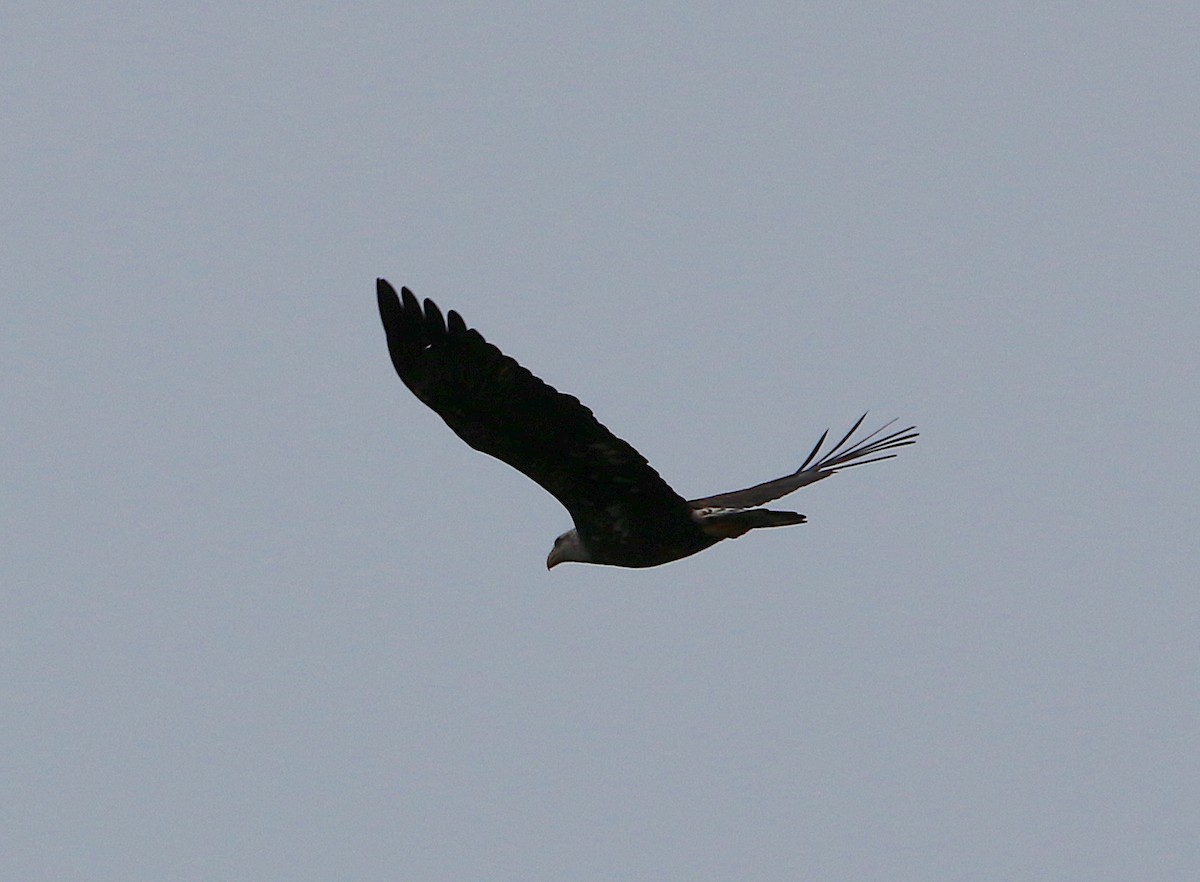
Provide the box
[376,280,917,569]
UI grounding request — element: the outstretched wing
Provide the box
[377,279,692,533]
[688,413,918,510]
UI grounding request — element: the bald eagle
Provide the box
[377,279,917,569]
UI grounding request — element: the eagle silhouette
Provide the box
[377,279,917,569]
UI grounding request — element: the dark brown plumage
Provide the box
[376,279,917,569]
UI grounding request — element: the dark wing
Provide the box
[377,279,692,534]
[688,413,918,510]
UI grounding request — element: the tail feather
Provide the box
[697,508,806,539]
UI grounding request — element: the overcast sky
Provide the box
[4,3,1198,880]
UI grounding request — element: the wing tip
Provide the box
[377,280,468,339]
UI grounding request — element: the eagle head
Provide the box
[547,529,590,569]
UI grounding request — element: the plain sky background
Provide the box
[4,3,1198,880]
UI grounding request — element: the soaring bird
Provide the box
[377,279,917,569]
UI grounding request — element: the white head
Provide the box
[546,529,591,569]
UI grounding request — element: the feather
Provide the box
[687,415,917,511]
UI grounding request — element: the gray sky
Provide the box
[4,3,1197,880]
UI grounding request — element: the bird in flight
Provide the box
[377,279,917,569]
